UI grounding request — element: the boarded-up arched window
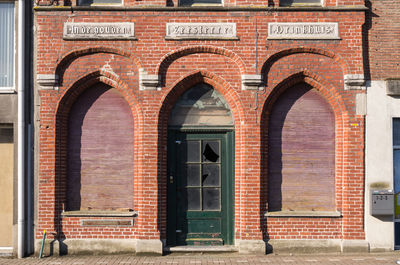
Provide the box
[268,83,335,211]
[67,84,134,211]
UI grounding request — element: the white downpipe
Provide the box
[17,0,25,258]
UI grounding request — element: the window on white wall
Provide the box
[77,0,122,5]
[0,2,14,90]
[280,0,321,6]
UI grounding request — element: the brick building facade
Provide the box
[34,0,368,255]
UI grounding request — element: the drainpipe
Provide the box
[17,0,26,258]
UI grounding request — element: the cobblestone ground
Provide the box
[1,253,400,265]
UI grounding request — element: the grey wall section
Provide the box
[0,94,17,124]
[365,80,395,251]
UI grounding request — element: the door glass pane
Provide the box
[394,119,400,146]
[203,188,220,210]
[395,150,400,193]
[203,141,220,162]
[187,188,201,210]
[185,164,200,187]
[202,164,220,187]
[184,141,200,162]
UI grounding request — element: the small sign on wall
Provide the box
[268,22,340,40]
[63,22,135,40]
[166,23,237,40]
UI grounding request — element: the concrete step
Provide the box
[165,245,238,253]
[0,247,13,257]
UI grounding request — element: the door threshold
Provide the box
[165,245,238,253]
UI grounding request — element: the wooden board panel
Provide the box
[268,83,335,211]
[67,84,134,211]
[0,128,13,247]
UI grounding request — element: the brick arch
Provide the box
[157,70,246,240]
[53,70,144,235]
[261,70,347,119]
[260,71,348,236]
[261,47,349,82]
[55,47,143,86]
[156,46,246,87]
[159,70,244,126]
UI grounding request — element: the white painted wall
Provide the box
[365,80,396,251]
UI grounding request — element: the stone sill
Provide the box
[34,5,367,12]
[62,210,138,217]
[265,211,342,218]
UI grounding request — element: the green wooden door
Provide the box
[168,131,234,246]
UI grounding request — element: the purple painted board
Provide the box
[268,83,335,211]
[67,84,134,211]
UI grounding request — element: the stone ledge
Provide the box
[344,74,365,90]
[268,239,341,254]
[265,211,342,217]
[62,210,138,217]
[139,69,160,90]
[37,74,59,90]
[34,6,368,12]
[241,74,263,90]
[35,239,137,256]
[386,78,400,96]
[341,240,370,253]
[236,239,266,254]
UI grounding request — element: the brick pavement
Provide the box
[1,253,400,265]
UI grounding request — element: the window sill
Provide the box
[0,89,16,94]
[265,211,342,218]
[280,3,322,7]
[62,210,138,217]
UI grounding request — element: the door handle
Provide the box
[169,175,174,184]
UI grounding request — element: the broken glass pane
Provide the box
[202,164,220,187]
[202,141,220,162]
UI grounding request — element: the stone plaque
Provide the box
[268,23,340,40]
[63,22,135,40]
[166,23,237,40]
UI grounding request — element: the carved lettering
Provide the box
[268,23,340,40]
[63,23,135,40]
[166,23,237,40]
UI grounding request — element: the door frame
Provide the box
[167,127,234,246]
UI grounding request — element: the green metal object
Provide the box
[39,230,46,259]
[167,130,234,246]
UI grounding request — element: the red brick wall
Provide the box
[367,0,400,80]
[35,6,366,244]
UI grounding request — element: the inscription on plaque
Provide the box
[268,23,340,40]
[63,23,135,40]
[166,23,237,40]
